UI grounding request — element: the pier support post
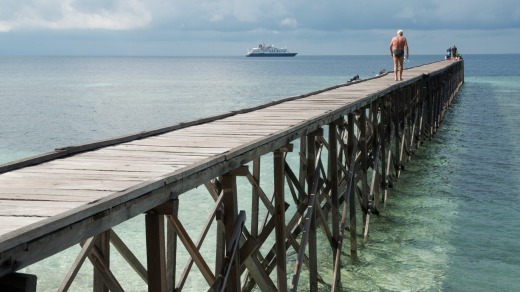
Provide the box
[251,158,261,238]
[426,78,434,140]
[329,120,341,289]
[433,77,441,134]
[370,101,381,213]
[299,137,307,204]
[146,209,167,292]
[167,198,179,291]
[216,202,225,276]
[222,173,240,291]
[93,231,110,292]
[145,201,178,292]
[306,129,322,291]
[274,149,288,292]
[380,96,389,203]
[347,113,358,259]
[359,108,370,240]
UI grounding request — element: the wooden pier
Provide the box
[0,60,464,291]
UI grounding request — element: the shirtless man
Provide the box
[389,29,409,81]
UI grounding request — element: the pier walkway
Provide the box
[0,60,463,291]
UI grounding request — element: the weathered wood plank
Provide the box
[0,217,45,234]
[103,144,232,154]
[75,151,209,163]
[0,188,112,196]
[0,177,143,189]
[3,167,164,178]
[0,200,83,217]
[0,193,107,202]
[26,160,182,173]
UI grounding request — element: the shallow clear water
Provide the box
[1,55,519,291]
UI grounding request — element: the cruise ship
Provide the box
[246,44,297,57]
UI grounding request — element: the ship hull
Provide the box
[246,53,297,57]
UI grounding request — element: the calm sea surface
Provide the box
[1,55,519,291]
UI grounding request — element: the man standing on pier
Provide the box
[389,29,409,81]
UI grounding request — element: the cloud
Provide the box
[146,0,292,32]
[280,17,298,29]
[0,21,12,32]
[2,0,519,33]
[338,0,520,30]
[0,0,152,31]
[0,0,519,55]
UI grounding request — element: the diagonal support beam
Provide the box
[109,230,148,284]
[58,236,98,292]
[167,215,216,286]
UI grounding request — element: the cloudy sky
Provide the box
[0,0,519,56]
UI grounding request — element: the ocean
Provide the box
[1,54,519,291]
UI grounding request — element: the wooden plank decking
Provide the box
[0,61,459,278]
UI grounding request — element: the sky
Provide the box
[0,0,519,56]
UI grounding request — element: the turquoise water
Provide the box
[1,55,519,291]
[340,74,520,291]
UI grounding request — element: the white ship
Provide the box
[246,44,297,57]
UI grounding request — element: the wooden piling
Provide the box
[145,210,166,292]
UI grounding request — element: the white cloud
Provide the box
[280,17,298,29]
[0,21,12,32]
[0,0,152,31]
